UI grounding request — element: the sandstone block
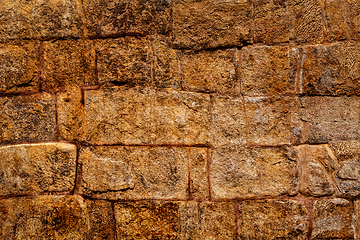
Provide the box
[0,41,39,94]
[172,0,252,49]
[300,42,360,95]
[0,143,76,196]
[96,37,152,87]
[0,0,84,40]
[190,148,209,200]
[211,147,298,199]
[79,146,188,200]
[0,195,87,239]
[0,93,56,145]
[300,97,360,143]
[323,0,347,41]
[115,201,198,239]
[242,46,298,95]
[254,0,290,43]
[84,88,210,145]
[245,96,301,145]
[211,95,247,146]
[347,0,360,40]
[182,49,239,94]
[44,40,95,89]
[83,0,170,37]
[312,198,354,239]
[238,200,309,239]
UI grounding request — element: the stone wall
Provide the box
[0,0,360,239]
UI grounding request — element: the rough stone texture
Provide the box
[172,0,252,49]
[0,143,76,196]
[312,198,354,239]
[242,46,298,95]
[254,0,290,43]
[182,49,239,94]
[347,0,360,40]
[292,0,325,43]
[0,41,39,94]
[83,0,170,37]
[300,42,360,95]
[115,201,198,239]
[0,195,88,239]
[323,0,347,41]
[83,88,210,145]
[211,95,247,146]
[44,39,95,89]
[79,146,189,200]
[211,147,298,199]
[300,97,360,143]
[0,0,84,40]
[96,37,152,87]
[245,96,301,145]
[238,200,309,239]
[189,148,209,200]
[0,93,56,145]
[86,200,116,240]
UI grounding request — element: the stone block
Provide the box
[0,93,56,145]
[172,0,252,49]
[44,39,95,89]
[347,0,360,40]
[238,200,309,239]
[83,0,170,37]
[189,148,209,200]
[182,49,239,94]
[323,0,347,41]
[211,147,298,199]
[0,41,39,94]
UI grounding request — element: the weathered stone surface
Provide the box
[292,0,325,43]
[211,95,247,146]
[254,0,290,43]
[300,97,360,143]
[300,42,360,95]
[80,146,189,200]
[190,148,209,200]
[0,0,84,40]
[238,200,309,239]
[0,41,39,93]
[211,147,298,199]
[0,195,87,239]
[0,93,56,145]
[83,0,170,37]
[347,0,360,40]
[86,200,116,240]
[0,143,76,196]
[115,201,198,239]
[245,96,301,145]
[182,49,239,94]
[242,46,298,95]
[84,88,210,145]
[172,0,252,49]
[312,198,354,239]
[151,35,181,89]
[323,0,347,41]
[198,202,235,239]
[96,37,152,87]
[44,40,95,89]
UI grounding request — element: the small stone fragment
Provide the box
[323,0,347,41]
[238,200,309,239]
[190,148,209,200]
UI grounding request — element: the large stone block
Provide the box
[0,0,84,40]
[238,200,309,239]
[312,198,354,239]
[0,41,39,94]
[0,93,56,145]
[79,146,189,200]
[300,97,360,143]
[172,0,252,49]
[241,46,298,95]
[300,42,360,95]
[83,88,210,145]
[323,0,347,41]
[0,143,76,196]
[347,0,360,40]
[0,195,88,239]
[44,40,95,89]
[83,0,170,37]
[211,147,298,199]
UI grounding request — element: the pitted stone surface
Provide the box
[323,0,347,41]
[189,148,209,200]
